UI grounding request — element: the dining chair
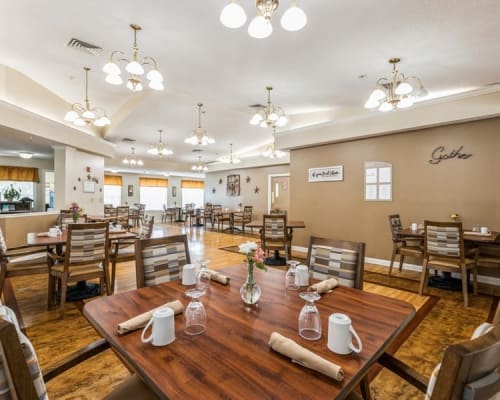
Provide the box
[387,214,423,276]
[476,244,500,278]
[211,205,222,231]
[0,305,159,400]
[161,204,175,223]
[233,206,253,234]
[116,206,130,230]
[376,306,500,400]
[0,226,48,299]
[420,220,478,307]
[260,214,291,260]
[58,209,87,229]
[109,215,155,294]
[198,204,213,229]
[47,222,110,319]
[182,203,195,226]
[104,206,118,223]
[216,207,232,232]
[135,234,191,288]
[306,236,366,290]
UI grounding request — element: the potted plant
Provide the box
[3,185,21,202]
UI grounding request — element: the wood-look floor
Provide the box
[3,222,496,399]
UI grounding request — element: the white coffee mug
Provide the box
[481,226,489,235]
[141,308,175,346]
[115,224,122,230]
[295,264,309,286]
[411,223,418,231]
[327,313,362,355]
[48,227,58,237]
[182,264,197,286]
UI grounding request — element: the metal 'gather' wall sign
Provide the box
[429,145,472,164]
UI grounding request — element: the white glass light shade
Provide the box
[146,69,163,82]
[127,80,143,92]
[397,97,414,109]
[82,110,96,119]
[184,136,197,145]
[249,113,263,125]
[102,62,121,75]
[364,98,379,109]
[378,102,393,112]
[259,120,268,128]
[137,160,144,166]
[220,2,247,29]
[280,4,307,31]
[370,88,386,101]
[130,159,137,166]
[122,159,130,164]
[415,86,429,98]
[74,118,86,126]
[125,61,145,75]
[276,115,288,127]
[105,74,123,85]
[395,81,413,95]
[19,152,33,159]
[269,112,279,121]
[248,15,272,39]
[148,80,164,91]
[94,116,111,127]
[64,110,79,122]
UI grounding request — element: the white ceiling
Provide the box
[2,0,500,170]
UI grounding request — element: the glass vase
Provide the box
[240,262,261,305]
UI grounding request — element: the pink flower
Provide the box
[252,248,265,264]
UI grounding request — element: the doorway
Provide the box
[268,174,290,213]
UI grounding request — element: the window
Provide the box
[181,180,205,208]
[103,175,123,207]
[364,161,392,201]
[139,177,168,211]
[45,171,55,209]
[0,181,35,210]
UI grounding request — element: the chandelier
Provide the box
[218,143,241,164]
[192,156,208,172]
[220,0,307,39]
[122,146,143,166]
[365,57,429,112]
[184,103,215,146]
[249,86,288,128]
[262,127,286,158]
[64,67,111,127]
[147,129,173,157]
[103,24,164,92]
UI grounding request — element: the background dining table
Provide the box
[84,264,415,400]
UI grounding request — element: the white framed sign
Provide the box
[308,165,343,182]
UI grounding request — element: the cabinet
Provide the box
[0,201,32,214]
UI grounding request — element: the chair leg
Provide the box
[472,266,478,295]
[47,274,55,308]
[111,258,117,294]
[460,263,469,307]
[418,259,429,295]
[398,254,405,272]
[58,274,68,319]
[360,377,372,400]
[388,246,397,276]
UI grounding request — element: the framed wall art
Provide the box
[127,184,134,197]
[83,181,95,193]
[308,165,343,182]
[227,174,240,196]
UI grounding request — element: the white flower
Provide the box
[238,241,258,254]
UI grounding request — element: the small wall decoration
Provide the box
[172,186,177,197]
[429,145,472,164]
[254,186,260,194]
[219,178,223,184]
[83,181,95,193]
[246,176,251,183]
[127,184,134,197]
[212,188,216,194]
[308,165,343,182]
[227,174,240,196]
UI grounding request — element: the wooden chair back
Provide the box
[116,206,129,229]
[261,214,289,255]
[424,220,465,262]
[306,236,366,290]
[242,206,253,222]
[65,222,109,268]
[388,214,404,242]
[139,215,155,239]
[135,235,191,288]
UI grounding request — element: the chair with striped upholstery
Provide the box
[420,220,478,307]
[260,214,291,260]
[116,206,130,230]
[135,234,191,288]
[306,236,366,290]
[47,222,110,319]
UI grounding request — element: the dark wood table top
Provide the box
[398,228,499,243]
[246,220,306,229]
[83,265,415,400]
[86,214,117,222]
[26,230,136,246]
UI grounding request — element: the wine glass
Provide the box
[196,259,211,293]
[184,288,207,335]
[298,291,322,340]
[285,260,300,290]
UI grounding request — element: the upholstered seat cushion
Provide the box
[7,252,47,265]
[427,256,476,269]
[398,245,423,256]
[104,374,160,400]
[51,263,104,277]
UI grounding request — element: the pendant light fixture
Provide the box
[262,127,286,158]
[147,129,173,157]
[249,86,288,128]
[192,156,209,172]
[103,24,164,92]
[218,143,241,164]
[64,67,111,127]
[184,102,215,146]
[122,146,143,166]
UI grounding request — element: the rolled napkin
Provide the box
[206,269,230,285]
[117,300,184,334]
[309,278,339,294]
[268,332,344,382]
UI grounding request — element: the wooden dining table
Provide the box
[83,265,415,400]
[398,227,500,243]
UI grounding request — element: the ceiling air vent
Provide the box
[249,104,265,108]
[192,149,203,153]
[66,38,103,56]
[121,138,136,143]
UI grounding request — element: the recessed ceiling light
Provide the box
[19,151,33,159]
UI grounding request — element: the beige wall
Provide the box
[205,164,290,221]
[290,117,500,260]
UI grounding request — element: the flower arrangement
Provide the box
[238,241,267,272]
[70,202,84,222]
[3,185,21,201]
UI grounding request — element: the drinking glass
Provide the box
[184,288,207,335]
[298,291,322,340]
[196,259,211,293]
[285,260,300,290]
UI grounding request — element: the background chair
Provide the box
[0,306,159,399]
[0,226,48,299]
[135,234,190,288]
[233,206,253,234]
[420,221,478,307]
[58,209,87,229]
[161,204,176,223]
[104,205,118,223]
[116,206,130,230]
[47,222,110,318]
[260,214,290,262]
[182,203,195,226]
[388,214,423,276]
[306,236,366,290]
[198,204,213,229]
[109,215,155,293]
[211,205,222,231]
